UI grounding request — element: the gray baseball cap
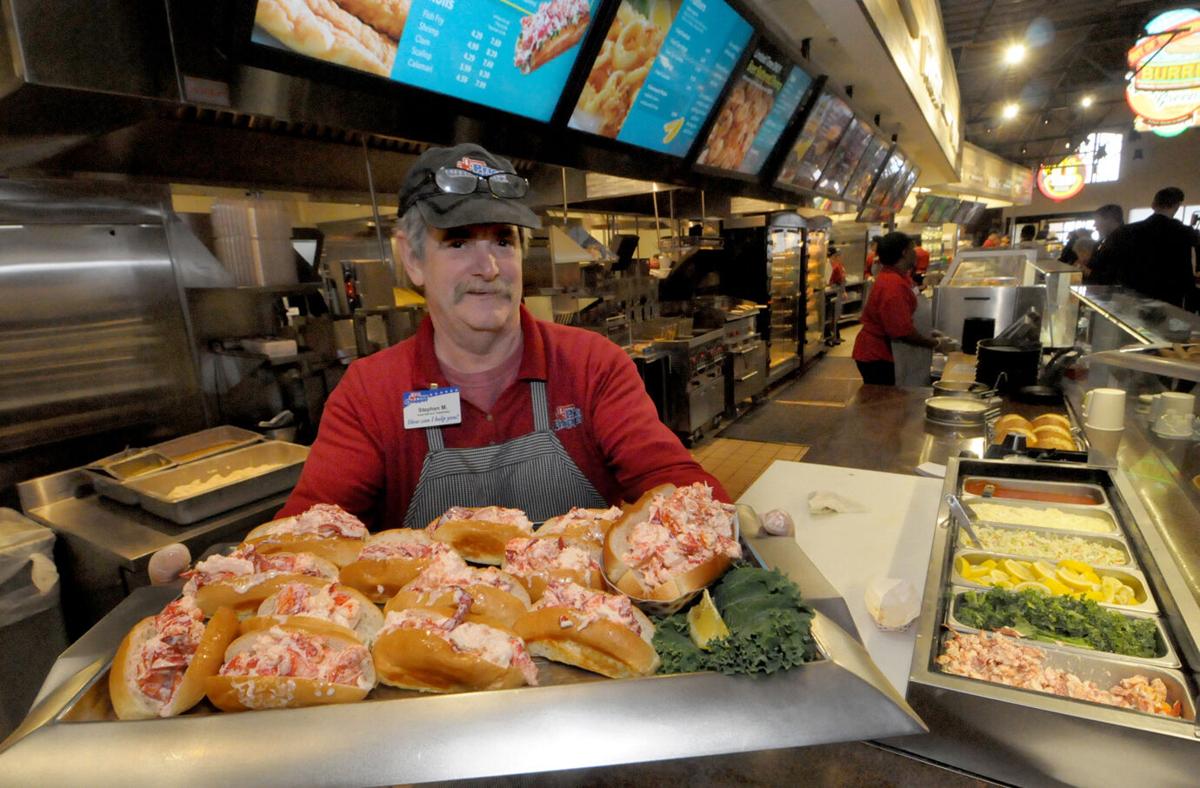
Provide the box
[398,143,542,229]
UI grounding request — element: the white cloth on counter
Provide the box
[865,577,921,631]
[807,490,867,515]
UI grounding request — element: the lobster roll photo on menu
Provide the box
[513,580,659,678]
[183,544,340,617]
[243,503,369,567]
[514,0,592,75]
[426,506,534,565]
[384,551,532,628]
[604,483,741,604]
[205,619,376,711]
[109,599,238,720]
[339,528,457,602]
[502,535,605,602]
[371,607,539,693]
[241,581,385,645]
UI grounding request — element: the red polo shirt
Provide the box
[279,306,727,529]
[914,247,931,274]
[852,266,917,363]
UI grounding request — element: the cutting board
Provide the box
[738,461,943,696]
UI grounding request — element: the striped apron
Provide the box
[402,380,608,527]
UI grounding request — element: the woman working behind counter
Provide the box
[851,232,955,386]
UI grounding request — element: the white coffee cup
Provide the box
[1160,392,1196,417]
[1085,423,1124,465]
[1153,411,1196,439]
[1083,388,1127,429]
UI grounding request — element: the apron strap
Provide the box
[530,380,551,432]
[425,426,445,451]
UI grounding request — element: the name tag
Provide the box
[403,387,462,429]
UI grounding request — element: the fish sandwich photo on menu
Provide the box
[254,0,408,76]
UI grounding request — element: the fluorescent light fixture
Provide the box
[1080,95,1094,108]
[1002,102,1019,119]
[1004,43,1027,65]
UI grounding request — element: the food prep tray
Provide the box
[951,549,1158,615]
[121,441,308,524]
[149,425,263,464]
[934,629,1196,722]
[946,588,1180,669]
[983,418,1088,463]
[961,476,1108,506]
[84,450,177,505]
[958,496,1120,536]
[954,522,1135,570]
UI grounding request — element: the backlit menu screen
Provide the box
[774,92,854,192]
[841,135,890,205]
[252,0,601,121]
[694,41,813,175]
[569,0,753,156]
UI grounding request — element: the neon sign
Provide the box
[1126,8,1200,137]
[1037,155,1087,202]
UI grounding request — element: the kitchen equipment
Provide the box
[944,494,981,547]
[1011,385,1062,405]
[932,380,994,398]
[975,340,1040,393]
[924,396,998,426]
[1083,388,1126,429]
[720,307,766,412]
[655,327,727,440]
[150,426,264,465]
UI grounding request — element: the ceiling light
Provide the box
[1065,141,1072,149]
[1043,118,1051,126]
[1004,43,1027,65]
[1002,103,1019,119]
[1080,95,1094,108]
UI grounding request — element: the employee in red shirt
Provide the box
[852,232,953,385]
[278,144,725,529]
[827,246,847,344]
[912,236,931,284]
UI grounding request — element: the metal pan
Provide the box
[122,441,308,524]
[959,498,1119,536]
[925,396,1000,427]
[961,476,1107,506]
[945,588,1179,669]
[149,426,264,465]
[952,549,1158,615]
[953,523,1134,570]
[935,629,1195,722]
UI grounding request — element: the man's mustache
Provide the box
[453,280,514,304]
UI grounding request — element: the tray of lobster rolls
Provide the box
[1,487,925,786]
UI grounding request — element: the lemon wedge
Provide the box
[1044,577,1073,595]
[1003,559,1034,582]
[955,556,972,578]
[1014,581,1052,595]
[987,569,1011,585]
[1032,560,1057,582]
[1057,567,1099,591]
[980,559,998,570]
[687,589,730,650]
[1115,586,1135,604]
[1084,589,1106,602]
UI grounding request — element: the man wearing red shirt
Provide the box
[852,232,951,385]
[912,236,931,280]
[279,144,725,529]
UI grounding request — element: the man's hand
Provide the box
[932,331,960,355]
[147,543,192,585]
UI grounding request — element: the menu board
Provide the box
[694,42,813,175]
[910,194,936,223]
[886,163,920,213]
[955,201,988,226]
[841,136,890,205]
[251,0,601,122]
[932,197,963,224]
[569,0,753,156]
[774,92,854,192]
[863,150,903,209]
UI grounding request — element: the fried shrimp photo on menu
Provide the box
[573,1,665,137]
[255,0,407,77]
[697,80,775,171]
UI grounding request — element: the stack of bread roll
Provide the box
[993,413,1076,451]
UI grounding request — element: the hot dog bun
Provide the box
[205,619,375,711]
[244,504,368,567]
[514,0,590,74]
[603,484,739,604]
[240,581,385,645]
[426,506,534,565]
[513,581,659,679]
[339,529,454,602]
[1032,413,1071,431]
[371,608,539,692]
[110,602,238,720]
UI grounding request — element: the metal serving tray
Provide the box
[961,476,1107,506]
[955,523,1134,569]
[946,588,1180,669]
[121,441,308,525]
[149,425,263,465]
[933,629,1195,722]
[0,526,926,786]
[952,548,1157,615]
[959,497,1119,535]
[983,418,1088,463]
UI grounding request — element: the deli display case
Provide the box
[804,225,829,353]
[0,507,927,785]
[897,458,1200,786]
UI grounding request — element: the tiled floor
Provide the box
[690,438,808,500]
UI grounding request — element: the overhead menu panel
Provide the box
[774,92,854,192]
[569,0,753,156]
[814,119,870,199]
[251,0,601,121]
[694,41,813,176]
[840,135,890,205]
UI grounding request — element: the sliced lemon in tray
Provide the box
[1032,560,1058,582]
[1014,581,1052,595]
[1057,567,1100,592]
[1003,559,1034,582]
[687,589,730,650]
